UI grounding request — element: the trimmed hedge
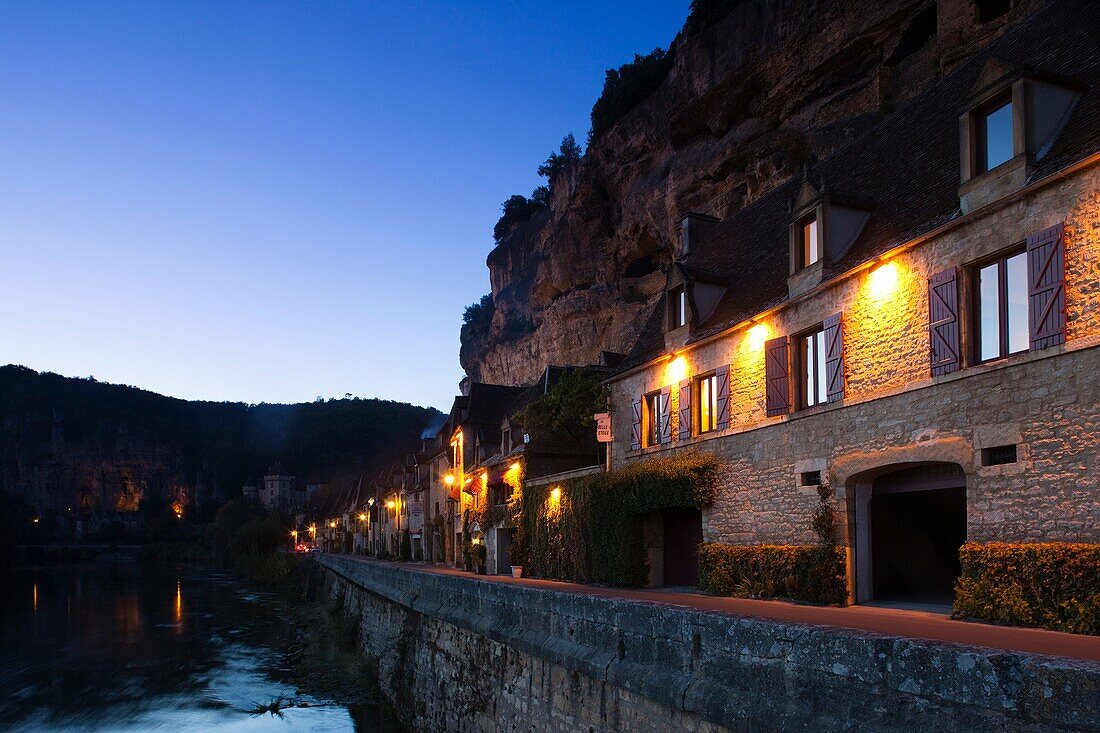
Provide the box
[697,543,847,605]
[517,452,719,586]
[953,542,1100,635]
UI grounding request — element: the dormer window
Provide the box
[669,285,687,329]
[799,216,820,269]
[974,93,1013,174]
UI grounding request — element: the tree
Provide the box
[515,369,607,441]
[537,134,583,186]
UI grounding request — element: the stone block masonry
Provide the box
[317,555,1100,732]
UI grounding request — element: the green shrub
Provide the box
[953,542,1100,635]
[697,543,847,605]
[589,48,674,142]
[519,452,720,586]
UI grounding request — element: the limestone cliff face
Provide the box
[461,0,1041,385]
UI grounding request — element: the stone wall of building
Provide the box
[317,555,1100,733]
[609,164,1100,548]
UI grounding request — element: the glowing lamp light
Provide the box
[665,355,688,385]
[386,500,396,510]
[746,322,769,348]
[443,473,455,486]
[549,486,562,503]
[358,513,367,522]
[868,261,899,300]
[509,462,521,472]
[329,521,337,529]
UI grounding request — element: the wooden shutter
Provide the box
[1027,223,1066,350]
[659,386,672,444]
[823,312,844,402]
[715,365,730,430]
[928,268,961,376]
[630,397,642,451]
[678,379,692,441]
[765,337,790,417]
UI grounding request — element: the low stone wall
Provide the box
[317,555,1100,732]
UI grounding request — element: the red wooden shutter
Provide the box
[659,386,672,444]
[678,379,692,441]
[715,365,730,430]
[928,268,961,376]
[630,397,642,451]
[823,312,844,402]
[1027,223,1066,350]
[765,337,790,417]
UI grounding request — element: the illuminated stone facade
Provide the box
[609,139,1099,601]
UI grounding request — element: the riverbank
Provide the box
[317,553,1100,733]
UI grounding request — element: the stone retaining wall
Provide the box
[317,555,1100,732]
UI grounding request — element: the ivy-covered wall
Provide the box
[512,452,719,586]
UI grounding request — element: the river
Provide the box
[0,562,399,732]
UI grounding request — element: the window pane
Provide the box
[815,330,827,404]
[699,378,711,432]
[1006,252,1028,353]
[802,335,814,407]
[979,262,1001,360]
[983,102,1013,170]
[679,289,687,326]
[803,218,819,266]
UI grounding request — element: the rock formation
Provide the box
[461,0,1043,385]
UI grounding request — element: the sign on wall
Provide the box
[594,413,612,442]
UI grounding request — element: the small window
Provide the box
[798,216,820,269]
[669,286,687,329]
[800,470,822,487]
[643,391,663,447]
[982,444,1018,466]
[696,373,719,434]
[975,95,1013,174]
[975,250,1028,362]
[796,326,828,409]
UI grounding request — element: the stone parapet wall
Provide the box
[318,555,1100,732]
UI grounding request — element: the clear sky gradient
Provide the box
[0,1,688,412]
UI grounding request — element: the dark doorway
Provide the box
[496,528,512,574]
[871,486,965,603]
[663,508,703,587]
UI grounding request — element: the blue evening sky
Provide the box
[0,1,688,412]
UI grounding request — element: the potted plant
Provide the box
[510,565,523,578]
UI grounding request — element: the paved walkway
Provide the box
[325,554,1100,663]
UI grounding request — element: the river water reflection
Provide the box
[0,563,392,732]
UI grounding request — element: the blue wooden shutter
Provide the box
[928,268,961,376]
[715,365,730,430]
[659,386,672,444]
[678,379,692,441]
[823,312,844,402]
[765,337,790,417]
[1027,223,1066,350]
[630,397,642,451]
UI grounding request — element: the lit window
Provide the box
[976,96,1013,174]
[669,286,687,329]
[697,373,718,434]
[976,250,1028,362]
[643,391,662,447]
[797,327,827,409]
[800,216,820,268]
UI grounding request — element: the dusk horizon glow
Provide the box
[0,1,688,411]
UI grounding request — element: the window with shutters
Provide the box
[696,372,719,434]
[643,390,662,448]
[973,248,1028,362]
[795,325,828,409]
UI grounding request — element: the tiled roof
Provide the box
[618,0,1100,372]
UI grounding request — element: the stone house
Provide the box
[606,2,1099,603]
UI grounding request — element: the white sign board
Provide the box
[594,412,612,443]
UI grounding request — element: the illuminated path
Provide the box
[320,553,1100,663]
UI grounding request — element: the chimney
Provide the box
[678,212,719,257]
